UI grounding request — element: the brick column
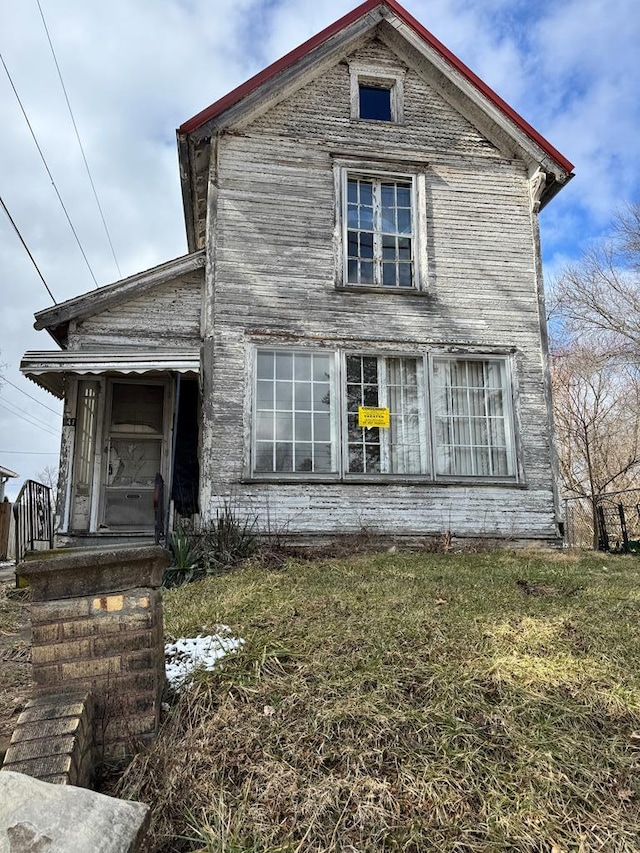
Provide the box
[21,546,170,762]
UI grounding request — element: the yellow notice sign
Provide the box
[358,406,390,428]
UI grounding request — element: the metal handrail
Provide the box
[13,479,53,564]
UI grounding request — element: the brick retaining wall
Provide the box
[19,546,170,762]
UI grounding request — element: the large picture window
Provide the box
[251,349,517,482]
[432,358,515,477]
[254,350,335,474]
[346,355,427,474]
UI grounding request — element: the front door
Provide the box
[102,381,167,531]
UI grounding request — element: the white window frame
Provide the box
[342,352,431,478]
[336,164,427,292]
[251,348,341,479]
[349,62,405,123]
[249,347,519,483]
[429,354,517,480]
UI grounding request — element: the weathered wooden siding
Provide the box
[199,35,558,541]
[241,37,501,159]
[68,272,203,350]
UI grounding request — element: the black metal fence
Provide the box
[13,479,54,564]
[564,489,640,552]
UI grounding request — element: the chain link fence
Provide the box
[564,489,640,552]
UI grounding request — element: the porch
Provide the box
[20,351,200,548]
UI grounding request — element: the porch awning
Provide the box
[20,349,201,398]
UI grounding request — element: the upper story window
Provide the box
[346,175,414,288]
[349,62,405,123]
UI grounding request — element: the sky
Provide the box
[0,0,639,500]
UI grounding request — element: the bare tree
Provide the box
[551,345,640,546]
[36,464,59,505]
[551,203,640,360]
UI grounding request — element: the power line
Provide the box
[0,194,57,304]
[36,0,122,279]
[0,450,58,455]
[0,376,61,415]
[0,49,99,288]
[0,398,59,436]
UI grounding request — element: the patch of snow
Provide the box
[165,628,244,690]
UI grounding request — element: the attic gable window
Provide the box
[349,63,405,123]
[359,84,392,121]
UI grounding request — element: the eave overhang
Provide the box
[20,350,201,399]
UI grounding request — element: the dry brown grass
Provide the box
[0,581,32,759]
[114,550,640,852]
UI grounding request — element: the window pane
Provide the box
[275,414,293,441]
[295,413,312,441]
[295,444,313,472]
[314,383,331,410]
[398,237,411,259]
[360,262,374,284]
[381,183,395,208]
[314,413,331,441]
[397,208,411,235]
[398,263,412,287]
[359,232,374,258]
[359,181,373,206]
[362,357,378,384]
[257,351,274,380]
[359,85,392,121]
[382,235,397,259]
[275,443,293,472]
[256,412,273,440]
[255,443,273,472]
[275,381,292,408]
[256,381,273,410]
[294,354,312,380]
[111,383,163,434]
[383,263,397,286]
[313,356,331,382]
[314,444,333,472]
[295,382,312,408]
[275,353,292,380]
[363,384,379,406]
[365,446,381,473]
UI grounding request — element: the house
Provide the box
[21,0,574,549]
[0,466,18,503]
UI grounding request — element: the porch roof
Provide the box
[20,349,200,398]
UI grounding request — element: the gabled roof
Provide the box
[178,0,573,174]
[34,250,205,348]
[176,0,574,251]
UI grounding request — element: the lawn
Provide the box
[116,549,640,852]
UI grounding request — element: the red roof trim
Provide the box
[178,0,574,174]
